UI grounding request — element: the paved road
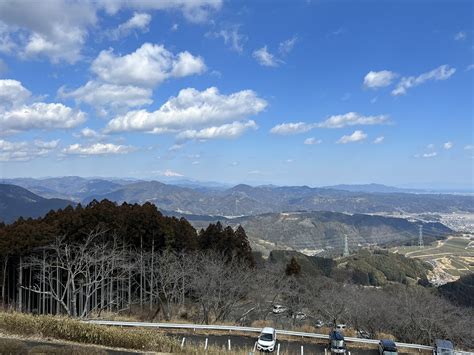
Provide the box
[166,332,380,354]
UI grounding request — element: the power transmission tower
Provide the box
[343,234,349,257]
[418,224,424,248]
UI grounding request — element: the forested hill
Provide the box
[0,184,74,223]
[0,199,254,265]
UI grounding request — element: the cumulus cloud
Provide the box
[336,130,367,144]
[105,87,267,134]
[270,122,314,135]
[74,127,104,140]
[61,43,206,114]
[63,142,134,155]
[443,141,453,150]
[177,120,257,141]
[59,81,153,112]
[317,112,389,128]
[392,65,456,96]
[0,79,32,107]
[0,0,222,63]
[374,136,384,144]
[0,79,86,134]
[109,12,151,40]
[363,70,398,88]
[279,36,297,56]
[207,26,246,53]
[0,138,59,161]
[253,46,280,67]
[304,137,322,145]
[91,43,206,88]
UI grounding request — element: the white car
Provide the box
[256,327,277,352]
[272,304,288,314]
[336,324,347,331]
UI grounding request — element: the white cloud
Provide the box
[454,31,467,41]
[317,112,389,128]
[270,122,314,135]
[34,139,60,149]
[421,152,437,158]
[279,36,297,56]
[0,80,86,134]
[99,0,222,24]
[168,144,184,151]
[466,64,474,71]
[63,142,134,155]
[374,136,384,144]
[336,130,367,144]
[253,46,280,67]
[392,65,456,96]
[0,79,31,107]
[91,43,206,88]
[106,87,267,134]
[59,81,153,111]
[464,145,473,150]
[0,0,222,63]
[177,120,257,141]
[363,70,397,88]
[2,102,86,134]
[304,137,322,145]
[0,138,58,161]
[109,12,151,40]
[75,127,104,140]
[171,23,179,31]
[0,0,97,63]
[208,26,246,53]
[443,141,453,150]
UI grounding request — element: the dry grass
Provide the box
[0,311,180,353]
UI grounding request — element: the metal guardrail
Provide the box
[85,320,435,351]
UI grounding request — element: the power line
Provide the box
[418,224,424,248]
[343,234,349,257]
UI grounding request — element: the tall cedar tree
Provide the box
[285,256,302,276]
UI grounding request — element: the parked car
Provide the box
[378,339,398,355]
[328,331,347,354]
[315,320,324,328]
[256,327,277,352]
[433,339,455,355]
[272,304,288,314]
[293,312,307,320]
[357,329,371,339]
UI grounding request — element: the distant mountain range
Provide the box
[0,184,74,223]
[322,183,423,194]
[163,210,452,256]
[2,178,473,218]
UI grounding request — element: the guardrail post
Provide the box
[228,338,231,351]
[204,338,208,350]
[253,341,257,352]
[181,337,186,349]
[277,343,280,355]
[301,345,304,355]
[325,348,327,355]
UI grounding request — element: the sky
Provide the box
[0,0,473,189]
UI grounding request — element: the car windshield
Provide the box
[383,351,398,355]
[260,333,273,341]
[439,350,454,355]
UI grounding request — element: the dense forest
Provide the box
[0,200,253,318]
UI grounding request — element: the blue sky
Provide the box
[0,0,472,188]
